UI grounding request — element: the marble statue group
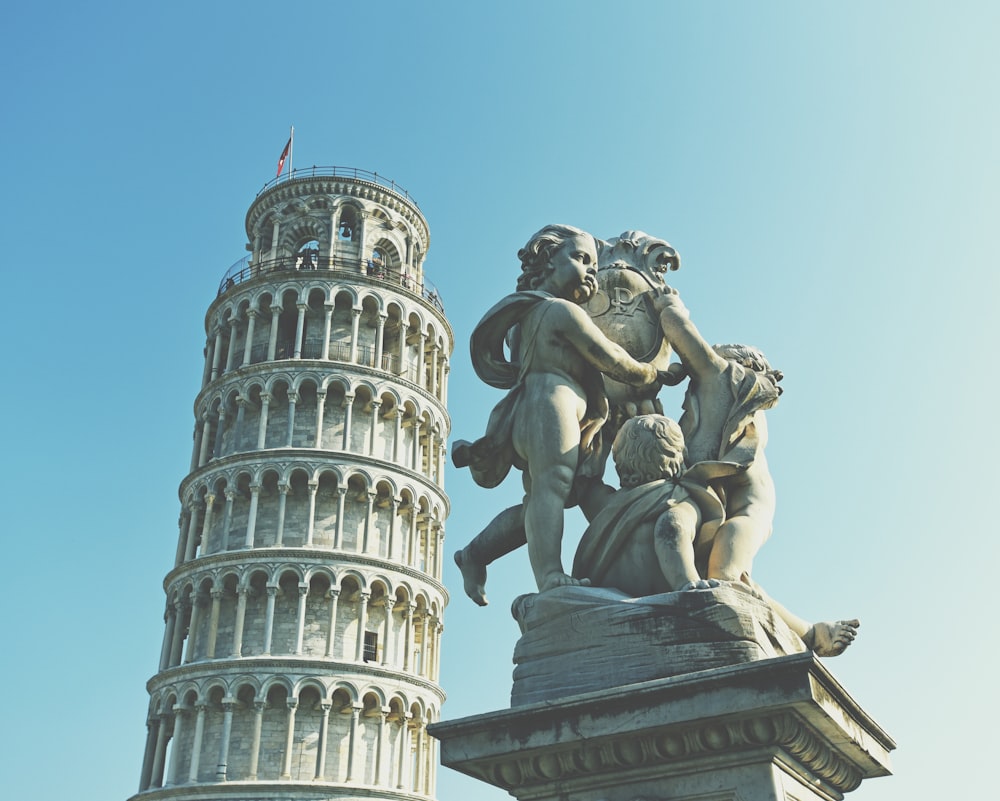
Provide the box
[452,225,857,661]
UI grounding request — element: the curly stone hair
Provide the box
[713,344,773,373]
[612,415,686,489]
[515,224,591,292]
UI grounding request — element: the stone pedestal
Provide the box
[430,653,894,801]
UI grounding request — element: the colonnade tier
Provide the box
[157,555,445,678]
[174,457,447,576]
[139,675,440,793]
[202,274,451,405]
[189,369,449,486]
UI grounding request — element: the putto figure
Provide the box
[452,225,662,594]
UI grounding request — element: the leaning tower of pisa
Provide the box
[131,167,452,801]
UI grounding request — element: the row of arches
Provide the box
[177,463,446,577]
[160,564,444,681]
[203,285,450,403]
[140,678,438,794]
[192,371,448,485]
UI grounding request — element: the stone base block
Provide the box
[430,654,894,801]
[511,584,806,706]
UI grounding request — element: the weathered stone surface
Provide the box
[430,653,895,801]
[510,584,806,706]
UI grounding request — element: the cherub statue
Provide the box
[573,414,859,657]
[452,225,661,594]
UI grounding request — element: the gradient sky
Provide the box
[2,3,997,800]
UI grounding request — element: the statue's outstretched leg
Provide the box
[802,619,860,657]
[454,504,526,606]
[746,578,860,657]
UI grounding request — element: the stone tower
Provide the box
[132,167,452,801]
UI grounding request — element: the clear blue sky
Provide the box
[2,2,997,799]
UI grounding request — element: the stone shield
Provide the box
[585,266,673,406]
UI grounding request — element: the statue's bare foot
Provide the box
[804,619,860,657]
[454,547,488,606]
[538,571,591,593]
[678,578,722,591]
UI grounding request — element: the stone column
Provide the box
[417,332,427,388]
[164,706,185,786]
[244,483,261,548]
[199,494,216,554]
[314,390,327,448]
[375,313,387,368]
[190,423,202,472]
[396,714,412,790]
[159,605,176,671]
[286,391,298,447]
[326,588,340,657]
[187,703,206,782]
[267,305,281,361]
[424,518,434,575]
[388,497,400,561]
[215,699,235,781]
[441,358,450,400]
[205,589,222,658]
[200,336,214,389]
[248,700,266,780]
[224,318,239,372]
[345,705,361,782]
[315,701,333,779]
[168,601,186,667]
[232,398,246,452]
[413,723,424,794]
[139,718,157,790]
[355,592,370,661]
[210,327,223,381]
[403,603,415,671]
[349,308,361,363]
[411,418,421,471]
[262,586,277,654]
[221,490,236,551]
[322,304,334,359]
[368,400,381,455]
[184,590,203,663]
[183,504,200,562]
[429,343,439,396]
[335,487,347,549]
[294,583,308,655]
[280,699,298,779]
[256,393,271,449]
[293,303,307,358]
[242,309,258,365]
[397,324,408,377]
[198,415,212,467]
[420,613,431,677]
[306,481,318,546]
[150,714,171,788]
[392,409,402,463]
[381,601,393,666]
[362,491,375,553]
[407,509,419,568]
[275,483,290,546]
[231,587,248,657]
[374,708,388,785]
[341,394,354,450]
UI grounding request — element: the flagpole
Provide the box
[288,125,294,180]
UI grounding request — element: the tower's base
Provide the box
[430,653,893,801]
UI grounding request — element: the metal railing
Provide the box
[217,254,445,312]
[255,166,419,208]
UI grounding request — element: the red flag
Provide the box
[276,137,291,177]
